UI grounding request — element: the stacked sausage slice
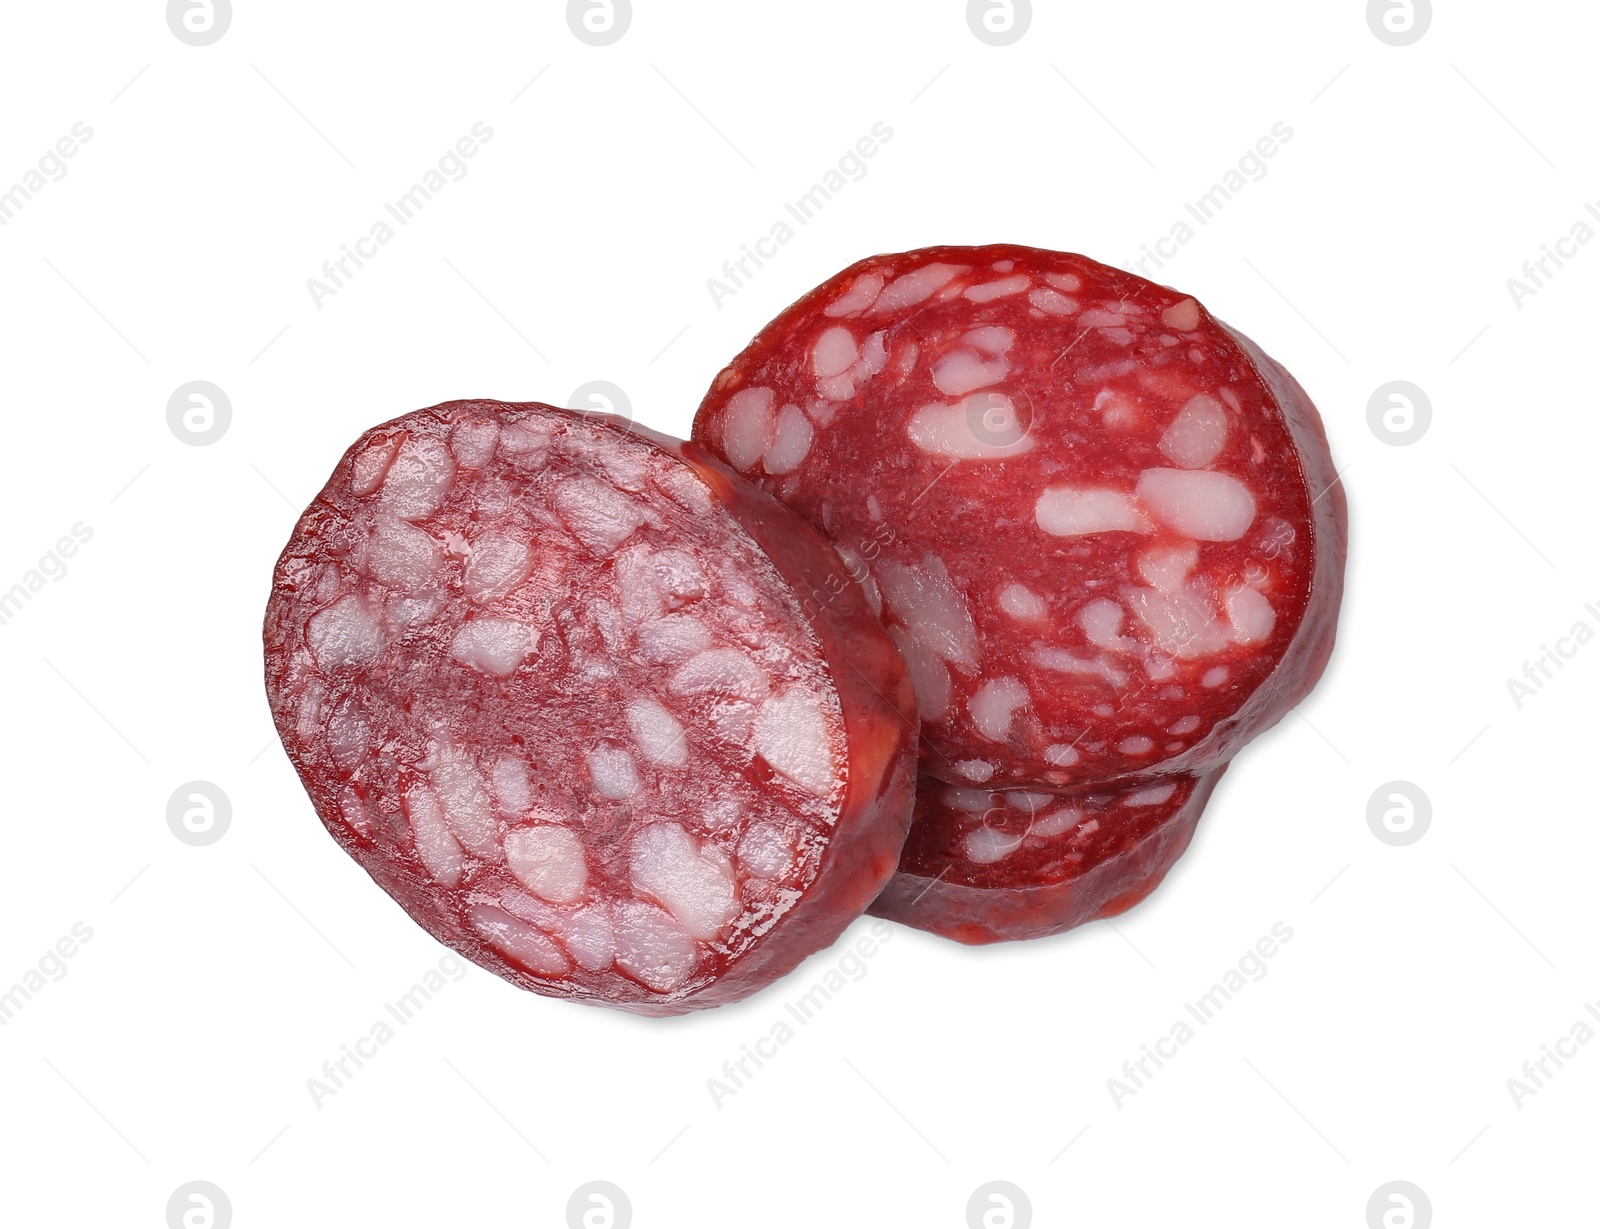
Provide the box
[265,245,1344,1010]
[692,245,1345,945]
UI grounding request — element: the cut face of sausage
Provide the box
[868,769,1225,944]
[693,245,1346,790]
[264,401,917,1015]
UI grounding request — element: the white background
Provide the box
[1,2,1593,1225]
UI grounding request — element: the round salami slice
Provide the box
[868,770,1224,944]
[264,401,917,1015]
[693,245,1346,790]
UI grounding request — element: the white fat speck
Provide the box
[404,784,461,886]
[876,553,980,671]
[617,546,707,623]
[627,697,689,768]
[812,326,859,378]
[505,825,588,904]
[860,330,888,375]
[1095,387,1141,429]
[943,787,996,812]
[612,900,698,992]
[492,754,532,815]
[467,903,570,976]
[1169,715,1201,735]
[817,372,856,401]
[1202,666,1229,687]
[953,759,996,782]
[721,386,776,471]
[1030,806,1082,837]
[1043,743,1081,767]
[1136,543,1199,593]
[871,263,968,313]
[968,677,1030,741]
[1125,585,1230,660]
[365,516,442,588]
[336,787,370,837]
[636,614,713,663]
[964,827,1024,863]
[1006,791,1052,810]
[1045,272,1082,292]
[1159,394,1230,469]
[866,495,884,521]
[449,419,499,468]
[631,822,737,940]
[965,275,1031,303]
[1125,782,1179,806]
[824,271,885,317]
[432,754,499,858]
[1028,287,1079,315]
[450,618,536,676]
[1162,298,1202,331]
[931,349,1011,397]
[1079,598,1135,652]
[379,435,454,520]
[587,745,641,800]
[888,625,951,721]
[1226,585,1277,644]
[962,327,1016,355]
[1117,735,1155,755]
[1078,309,1127,328]
[351,436,401,496]
[563,904,615,971]
[1032,645,1130,687]
[836,546,882,617]
[307,595,385,671]
[1145,656,1177,681]
[553,477,646,554]
[765,404,815,474]
[671,648,771,702]
[907,395,1034,460]
[752,687,836,797]
[1135,468,1256,541]
[993,260,1015,272]
[998,583,1047,621]
[388,591,443,628]
[464,531,531,603]
[1100,328,1136,346]
[498,421,555,459]
[1036,486,1150,536]
[738,822,794,879]
[657,465,715,517]
[702,797,742,831]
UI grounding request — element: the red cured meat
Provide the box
[264,401,916,1015]
[693,245,1346,792]
[868,770,1224,944]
